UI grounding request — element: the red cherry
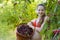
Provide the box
[53,30,60,34]
[53,30,57,34]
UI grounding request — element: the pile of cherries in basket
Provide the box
[17,24,33,37]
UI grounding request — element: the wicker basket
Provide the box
[16,24,34,40]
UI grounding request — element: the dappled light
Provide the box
[0,0,60,40]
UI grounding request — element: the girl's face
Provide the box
[36,6,45,16]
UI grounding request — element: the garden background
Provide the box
[0,0,60,40]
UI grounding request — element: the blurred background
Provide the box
[0,0,60,40]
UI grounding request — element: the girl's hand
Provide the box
[35,27,40,33]
[27,22,35,30]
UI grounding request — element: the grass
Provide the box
[0,22,16,40]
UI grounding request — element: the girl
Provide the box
[27,4,49,40]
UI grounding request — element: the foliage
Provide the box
[0,0,60,40]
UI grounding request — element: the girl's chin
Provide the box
[38,15,44,17]
[38,14,43,16]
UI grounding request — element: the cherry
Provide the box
[17,24,33,37]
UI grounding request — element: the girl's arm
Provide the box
[35,16,49,32]
[27,19,36,30]
[27,22,35,29]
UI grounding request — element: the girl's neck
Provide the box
[37,14,45,24]
[38,14,46,20]
[37,17,41,22]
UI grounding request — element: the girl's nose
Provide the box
[40,11,42,14]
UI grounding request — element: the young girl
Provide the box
[27,4,49,40]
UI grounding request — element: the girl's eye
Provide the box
[41,9,44,11]
[38,9,40,11]
[38,9,44,11]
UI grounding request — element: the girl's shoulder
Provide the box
[44,16,49,21]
